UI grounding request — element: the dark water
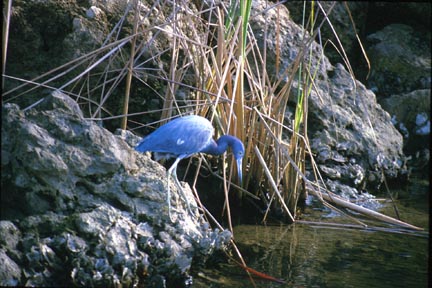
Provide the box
[193,178,429,288]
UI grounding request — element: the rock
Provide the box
[325,179,382,211]
[5,1,85,99]
[0,249,21,286]
[380,89,430,154]
[249,3,406,193]
[365,24,431,97]
[286,2,369,66]
[1,91,231,287]
[0,221,22,286]
[0,221,21,251]
[250,0,331,81]
[86,6,103,19]
[307,63,406,189]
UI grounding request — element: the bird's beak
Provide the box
[236,158,243,186]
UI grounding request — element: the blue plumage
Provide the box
[135,115,244,220]
[136,115,214,160]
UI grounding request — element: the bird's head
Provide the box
[232,139,245,185]
[211,135,245,185]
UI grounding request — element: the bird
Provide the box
[135,115,245,220]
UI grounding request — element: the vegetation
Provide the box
[2,0,422,233]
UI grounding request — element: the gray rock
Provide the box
[0,249,21,286]
[250,0,331,81]
[380,89,430,154]
[366,24,431,97]
[0,221,22,286]
[86,6,103,19]
[1,91,231,286]
[307,63,406,189]
[286,2,369,65]
[249,3,406,192]
[0,221,21,251]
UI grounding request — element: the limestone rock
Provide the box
[366,24,431,97]
[249,3,407,193]
[1,91,231,287]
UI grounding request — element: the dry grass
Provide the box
[4,3,423,284]
[3,1,375,227]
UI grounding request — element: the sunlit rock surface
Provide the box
[249,2,407,195]
[1,91,231,287]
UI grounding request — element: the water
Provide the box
[192,178,429,288]
[193,223,428,288]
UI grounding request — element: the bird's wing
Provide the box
[135,116,214,158]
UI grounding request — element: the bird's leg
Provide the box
[171,167,194,216]
[166,170,173,221]
[166,158,181,221]
[166,158,197,220]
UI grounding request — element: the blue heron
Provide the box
[135,115,245,220]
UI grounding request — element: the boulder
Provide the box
[286,1,369,66]
[380,89,430,174]
[380,89,430,152]
[365,24,431,97]
[1,91,231,287]
[249,3,407,195]
[307,63,407,190]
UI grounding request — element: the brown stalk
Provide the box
[121,0,140,130]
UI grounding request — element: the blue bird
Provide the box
[135,115,245,220]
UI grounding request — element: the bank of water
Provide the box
[193,178,429,288]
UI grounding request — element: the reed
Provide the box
[2,1,371,226]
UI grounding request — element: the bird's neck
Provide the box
[202,135,238,155]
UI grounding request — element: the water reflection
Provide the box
[193,178,429,288]
[241,224,427,287]
[195,224,428,288]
